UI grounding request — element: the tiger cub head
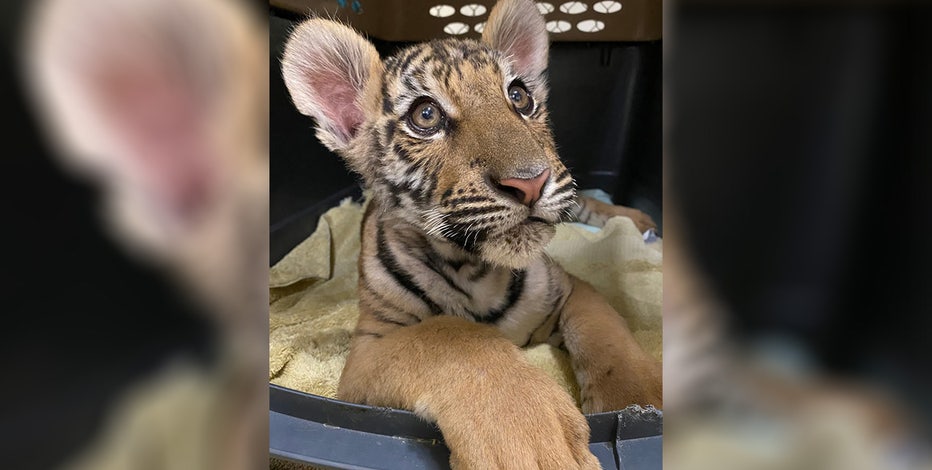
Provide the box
[282,0,576,269]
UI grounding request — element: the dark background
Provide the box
[672,3,932,434]
[0,2,212,468]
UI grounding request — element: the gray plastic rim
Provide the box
[270,384,662,470]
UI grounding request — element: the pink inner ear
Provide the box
[510,40,537,78]
[308,68,364,142]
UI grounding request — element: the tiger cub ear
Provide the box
[281,19,382,151]
[482,0,549,82]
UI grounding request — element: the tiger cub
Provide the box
[282,0,661,467]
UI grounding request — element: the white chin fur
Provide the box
[479,224,555,269]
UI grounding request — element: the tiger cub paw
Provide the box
[444,374,601,469]
[615,207,657,234]
[581,356,663,413]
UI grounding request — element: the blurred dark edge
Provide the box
[670,0,932,436]
[0,1,270,468]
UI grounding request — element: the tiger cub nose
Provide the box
[496,168,551,207]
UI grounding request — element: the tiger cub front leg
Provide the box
[559,276,663,412]
[575,195,658,233]
[338,316,600,470]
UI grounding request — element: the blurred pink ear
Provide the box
[26,0,269,227]
[482,0,549,81]
[84,58,218,222]
[282,20,381,151]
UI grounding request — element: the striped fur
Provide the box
[359,39,578,270]
[327,33,580,347]
[283,9,581,344]
[282,0,660,466]
[355,199,571,347]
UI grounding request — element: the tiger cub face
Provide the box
[282,0,575,268]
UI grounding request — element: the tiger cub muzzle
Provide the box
[428,156,576,269]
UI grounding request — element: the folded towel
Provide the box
[269,196,662,406]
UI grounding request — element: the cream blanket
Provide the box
[269,198,662,406]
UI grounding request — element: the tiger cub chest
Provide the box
[358,211,571,347]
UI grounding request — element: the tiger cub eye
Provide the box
[508,84,533,115]
[411,100,443,131]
